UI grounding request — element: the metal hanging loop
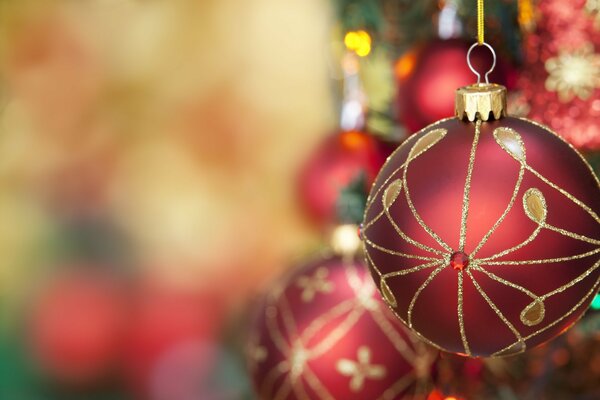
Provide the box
[466,41,497,84]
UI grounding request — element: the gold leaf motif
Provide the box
[523,188,547,224]
[494,127,526,161]
[520,299,546,326]
[382,179,402,209]
[407,129,447,162]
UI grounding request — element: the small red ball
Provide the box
[246,254,436,399]
[298,130,388,224]
[362,116,600,357]
[28,269,128,384]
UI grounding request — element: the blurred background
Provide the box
[0,0,599,399]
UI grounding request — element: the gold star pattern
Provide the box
[545,44,600,102]
[249,260,434,400]
[296,267,334,302]
[336,346,387,392]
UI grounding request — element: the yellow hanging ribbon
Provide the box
[477,0,485,44]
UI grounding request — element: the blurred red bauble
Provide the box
[395,39,514,133]
[298,130,388,224]
[246,253,436,399]
[362,114,600,357]
[517,0,600,150]
[122,284,224,397]
[29,268,128,384]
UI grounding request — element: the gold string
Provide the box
[477,0,485,44]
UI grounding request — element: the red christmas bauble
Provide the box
[517,0,600,150]
[395,39,514,133]
[362,116,600,357]
[246,253,436,399]
[298,130,388,224]
[28,268,128,384]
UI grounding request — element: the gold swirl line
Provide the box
[364,246,383,277]
[478,222,543,261]
[493,276,600,356]
[382,259,445,279]
[525,164,600,224]
[383,187,448,256]
[459,119,482,251]
[407,263,447,328]
[544,223,600,245]
[471,162,525,257]
[457,270,472,356]
[364,238,440,261]
[483,247,600,265]
[467,269,526,353]
[471,264,539,300]
[540,258,600,300]
[403,160,453,253]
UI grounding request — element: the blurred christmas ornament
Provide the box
[246,224,436,399]
[298,51,389,225]
[298,130,388,225]
[517,0,600,150]
[122,283,224,397]
[28,267,128,385]
[395,38,514,133]
[362,4,600,356]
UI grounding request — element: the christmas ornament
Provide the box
[517,0,600,150]
[298,50,389,225]
[246,226,436,399]
[28,267,128,384]
[395,38,514,133]
[362,1,600,358]
[298,130,387,224]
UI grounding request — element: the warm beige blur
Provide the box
[0,0,335,308]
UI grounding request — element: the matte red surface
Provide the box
[363,117,600,357]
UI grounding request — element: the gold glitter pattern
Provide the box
[248,257,435,399]
[362,118,600,357]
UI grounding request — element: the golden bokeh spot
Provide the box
[344,30,371,57]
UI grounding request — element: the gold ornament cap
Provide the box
[455,83,507,122]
